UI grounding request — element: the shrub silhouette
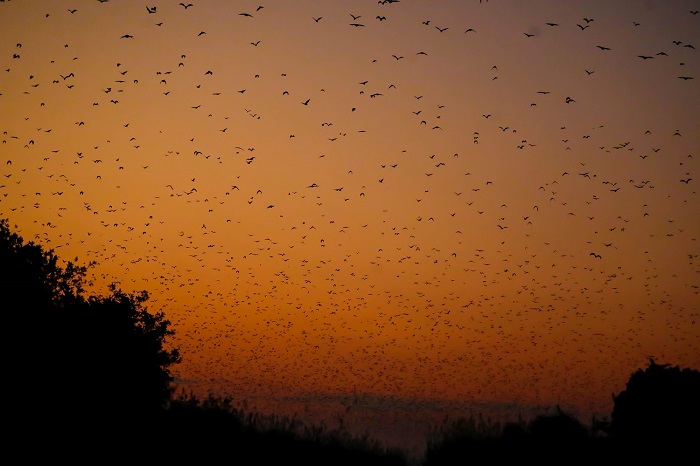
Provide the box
[424,407,596,463]
[611,358,700,452]
[0,218,180,457]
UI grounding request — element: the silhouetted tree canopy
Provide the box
[611,358,700,449]
[0,218,180,456]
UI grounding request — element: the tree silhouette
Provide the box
[0,218,180,457]
[611,358,700,454]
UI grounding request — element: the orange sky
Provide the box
[1,0,699,456]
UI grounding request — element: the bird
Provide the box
[179,3,194,8]
[596,45,611,50]
[146,6,156,13]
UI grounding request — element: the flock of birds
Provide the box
[1,0,698,454]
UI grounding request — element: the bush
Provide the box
[611,359,700,452]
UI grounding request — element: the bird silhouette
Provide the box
[2,3,697,444]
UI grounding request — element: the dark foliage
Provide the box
[423,408,606,463]
[0,218,180,458]
[611,358,700,453]
[151,392,408,465]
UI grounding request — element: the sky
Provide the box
[1,0,699,458]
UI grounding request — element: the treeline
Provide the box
[1,217,698,463]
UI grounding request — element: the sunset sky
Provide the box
[1,0,698,457]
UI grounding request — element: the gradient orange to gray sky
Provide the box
[1,0,698,457]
